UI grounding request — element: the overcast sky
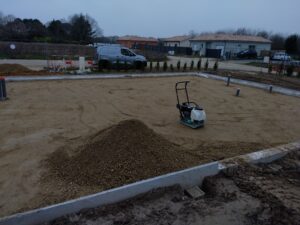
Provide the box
[1,0,299,37]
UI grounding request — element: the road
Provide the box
[0,57,268,73]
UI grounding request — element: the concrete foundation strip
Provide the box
[198,72,300,98]
[5,72,300,98]
[5,72,196,82]
[1,141,299,225]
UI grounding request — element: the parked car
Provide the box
[236,49,257,59]
[272,52,291,61]
[95,44,147,70]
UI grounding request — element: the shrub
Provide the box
[125,61,131,70]
[183,63,187,71]
[197,58,201,70]
[156,62,160,71]
[204,60,209,70]
[106,61,111,71]
[163,61,168,72]
[213,60,218,71]
[170,64,174,72]
[279,62,284,75]
[286,65,295,77]
[268,63,272,74]
[177,61,181,71]
[98,61,103,71]
[190,60,194,70]
[116,59,120,71]
[149,61,153,71]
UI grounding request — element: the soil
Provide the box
[45,120,200,188]
[210,69,300,91]
[23,121,274,214]
[0,63,64,76]
[1,76,299,217]
[43,151,300,225]
[228,151,300,225]
[0,63,32,74]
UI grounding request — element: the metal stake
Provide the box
[227,76,231,86]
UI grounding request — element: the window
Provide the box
[249,45,256,50]
[121,48,135,56]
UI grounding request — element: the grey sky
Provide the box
[1,0,299,37]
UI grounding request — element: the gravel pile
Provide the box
[46,120,200,189]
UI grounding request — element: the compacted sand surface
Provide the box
[0,76,300,217]
[44,151,300,225]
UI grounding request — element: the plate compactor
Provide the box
[175,81,206,129]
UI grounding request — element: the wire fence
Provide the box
[0,41,95,60]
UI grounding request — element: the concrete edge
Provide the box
[0,162,219,225]
[219,141,300,170]
[5,72,300,98]
[198,72,300,98]
[1,141,300,225]
[4,72,197,82]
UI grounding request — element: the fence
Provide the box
[0,41,96,59]
[134,44,193,56]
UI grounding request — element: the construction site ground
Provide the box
[0,75,300,217]
[1,61,300,92]
[208,69,300,91]
[45,151,300,225]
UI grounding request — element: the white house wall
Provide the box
[191,41,271,57]
[164,40,191,48]
[164,42,180,47]
[191,41,206,56]
[180,40,191,47]
[218,42,271,56]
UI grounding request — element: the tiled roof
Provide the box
[118,36,158,42]
[190,34,271,43]
[162,35,191,42]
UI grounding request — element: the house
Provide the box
[189,34,272,58]
[161,35,191,48]
[117,36,159,49]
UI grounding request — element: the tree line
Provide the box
[0,12,102,44]
[0,11,299,55]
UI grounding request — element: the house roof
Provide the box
[162,35,191,42]
[117,36,158,42]
[190,34,271,43]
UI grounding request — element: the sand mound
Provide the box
[46,120,199,189]
[0,64,32,74]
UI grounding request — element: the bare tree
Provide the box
[257,30,270,39]
[0,12,15,25]
[188,30,198,38]
[69,14,94,43]
[234,28,256,36]
[85,14,103,37]
[270,34,286,50]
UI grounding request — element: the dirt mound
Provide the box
[228,151,300,225]
[0,64,32,74]
[46,120,200,189]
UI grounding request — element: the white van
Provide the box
[95,44,147,69]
